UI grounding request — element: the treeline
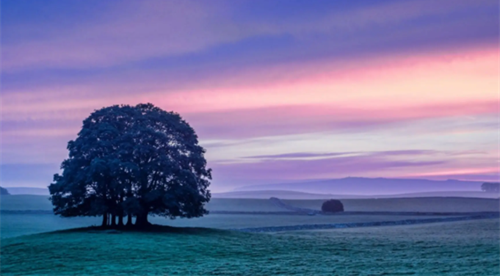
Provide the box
[49,104,212,228]
[0,187,10,196]
[481,182,499,193]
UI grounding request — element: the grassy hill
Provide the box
[1,219,499,275]
[236,177,484,194]
[212,190,363,199]
[214,190,500,199]
[1,195,498,239]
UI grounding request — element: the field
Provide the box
[1,195,499,275]
[282,197,500,212]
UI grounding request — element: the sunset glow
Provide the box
[1,0,498,191]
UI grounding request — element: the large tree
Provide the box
[49,103,211,227]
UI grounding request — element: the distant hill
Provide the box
[384,191,499,199]
[0,187,10,195]
[213,189,498,199]
[2,178,491,198]
[212,190,366,199]
[4,187,49,196]
[235,177,484,195]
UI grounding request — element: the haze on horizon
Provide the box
[1,0,499,192]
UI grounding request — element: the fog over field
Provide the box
[234,177,486,194]
[3,177,496,198]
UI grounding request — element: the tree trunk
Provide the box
[135,212,149,227]
[107,213,111,226]
[126,214,133,226]
[111,214,117,227]
[101,213,108,227]
[118,215,124,227]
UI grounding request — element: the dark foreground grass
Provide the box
[1,219,499,276]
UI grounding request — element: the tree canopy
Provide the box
[0,187,10,196]
[49,103,211,227]
[321,199,344,213]
[481,182,499,193]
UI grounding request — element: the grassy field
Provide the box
[1,219,498,275]
[1,195,499,275]
[283,197,500,212]
[2,213,461,239]
[2,195,499,238]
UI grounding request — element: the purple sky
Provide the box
[1,0,499,192]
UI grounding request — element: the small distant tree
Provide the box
[49,103,211,228]
[0,187,10,195]
[481,182,499,193]
[321,199,344,213]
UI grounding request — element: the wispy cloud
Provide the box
[2,0,497,71]
[1,0,498,189]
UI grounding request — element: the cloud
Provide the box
[1,0,497,71]
[245,152,355,159]
[185,101,498,139]
[244,150,439,160]
[210,152,448,183]
[1,0,498,190]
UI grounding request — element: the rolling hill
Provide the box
[235,177,485,195]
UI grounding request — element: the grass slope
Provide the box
[214,190,500,199]
[1,219,499,275]
[2,212,454,239]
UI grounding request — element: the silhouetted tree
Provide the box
[321,199,344,212]
[49,103,211,228]
[129,104,211,226]
[481,182,499,193]
[0,187,10,195]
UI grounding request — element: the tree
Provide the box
[0,187,10,195]
[49,103,212,228]
[321,199,344,213]
[481,182,499,193]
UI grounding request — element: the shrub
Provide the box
[481,182,499,193]
[0,187,10,195]
[321,199,344,213]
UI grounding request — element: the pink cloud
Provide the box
[3,46,496,123]
[184,100,498,139]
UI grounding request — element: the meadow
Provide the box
[1,195,499,275]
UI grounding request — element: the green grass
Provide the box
[1,195,499,275]
[2,213,455,239]
[1,219,499,275]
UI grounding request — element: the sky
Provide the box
[1,0,499,192]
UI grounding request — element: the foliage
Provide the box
[0,187,10,195]
[321,199,344,212]
[481,182,500,193]
[48,103,211,227]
